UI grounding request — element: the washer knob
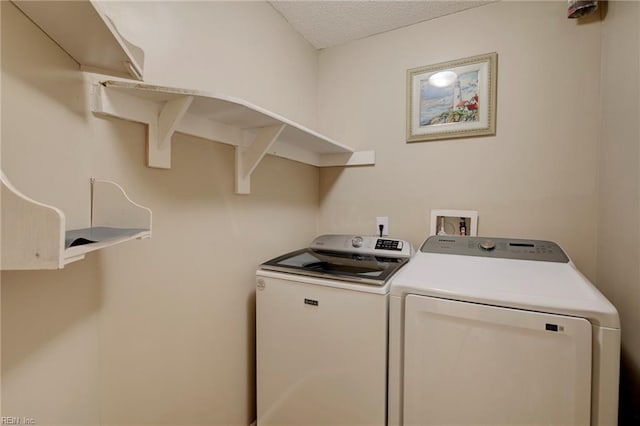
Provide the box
[352,236,363,248]
[479,240,496,251]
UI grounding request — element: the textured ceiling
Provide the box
[269,1,496,49]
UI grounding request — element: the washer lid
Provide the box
[391,239,619,328]
[260,247,409,286]
[259,234,412,286]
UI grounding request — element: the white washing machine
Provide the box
[388,235,620,426]
[256,234,412,426]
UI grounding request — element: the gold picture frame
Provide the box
[407,52,497,143]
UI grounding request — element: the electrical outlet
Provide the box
[376,216,389,236]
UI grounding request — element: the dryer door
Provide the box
[403,295,592,425]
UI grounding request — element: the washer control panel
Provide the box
[421,235,569,263]
[375,238,403,251]
[310,234,412,258]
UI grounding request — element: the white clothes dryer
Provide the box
[388,236,620,426]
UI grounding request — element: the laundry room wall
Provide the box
[317,1,601,279]
[597,1,640,423]
[1,1,319,425]
[317,0,640,421]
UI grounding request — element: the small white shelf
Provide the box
[91,80,375,194]
[12,0,144,80]
[1,172,152,270]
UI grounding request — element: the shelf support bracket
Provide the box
[235,124,286,194]
[148,95,194,169]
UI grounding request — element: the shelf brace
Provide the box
[148,95,194,169]
[235,124,286,194]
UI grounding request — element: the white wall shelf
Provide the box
[91,80,375,194]
[12,0,144,80]
[1,172,152,270]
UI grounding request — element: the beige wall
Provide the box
[317,0,640,422]
[317,1,602,279]
[3,0,640,424]
[598,1,640,423]
[1,1,319,425]
[98,1,318,128]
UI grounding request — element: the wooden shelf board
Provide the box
[1,173,152,270]
[63,227,150,265]
[98,80,354,154]
[92,80,375,194]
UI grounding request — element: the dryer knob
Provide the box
[352,236,363,248]
[479,240,496,251]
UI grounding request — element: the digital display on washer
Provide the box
[375,239,403,251]
[260,248,409,285]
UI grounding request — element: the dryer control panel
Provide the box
[421,236,569,263]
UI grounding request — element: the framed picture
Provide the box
[407,52,497,143]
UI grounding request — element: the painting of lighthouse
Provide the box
[419,70,480,126]
[407,52,497,143]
